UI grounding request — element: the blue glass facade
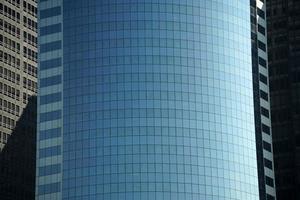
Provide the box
[37,1,259,199]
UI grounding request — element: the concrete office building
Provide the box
[37,0,275,200]
[0,0,38,199]
[267,0,300,199]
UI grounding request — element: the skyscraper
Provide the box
[37,1,273,199]
[267,0,300,199]
[250,0,276,199]
[0,0,37,199]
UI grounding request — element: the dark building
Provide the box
[267,0,300,199]
[0,0,38,199]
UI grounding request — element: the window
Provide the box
[40,93,61,105]
[39,164,61,176]
[38,182,61,195]
[263,141,272,152]
[40,58,61,70]
[40,6,61,19]
[258,24,265,35]
[259,57,267,68]
[39,145,61,158]
[40,41,62,53]
[265,176,274,187]
[39,127,61,140]
[260,89,268,101]
[40,23,61,36]
[261,107,269,118]
[40,75,61,88]
[258,40,266,51]
[260,73,268,85]
[264,158,273,170]
[257,8,265,19]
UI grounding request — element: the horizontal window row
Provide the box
[0,98,20,116]
[38,182,60,195]
[40,75,61,88]
[0,50,21,69]
[0,3,20,23]
[63,143,250,158]
[40,57,61,70]
[23,16,37,31]
[61,184,256,199]
[23,46,37,61]
[23,31,37,47]
[40,110,61,122]
[23,77,37,92]
[4,0,20,8]
[40,92,61,105]
[23,1,37,17]
[64,3,243,16]
[64,19,247,35]
[40,6,61,19]
[0,35,37,61]
[23,61,37,77]
[40,23,61,36]
[0,114,15,130]
[39,145,61,158]
[0,34,20,53]
[39,164,61,176]
[39,127,61,141]
[0,19,21,38]
[63,108,244,120]
[63,56,249,72]
[40,41,61,53]
[0,82,20,100]
[0,66,21,84]
[63,76,250,90]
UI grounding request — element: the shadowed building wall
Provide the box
[267,0,300,199]
[0,96,37,200]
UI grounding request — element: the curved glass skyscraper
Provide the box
[36,1,273,199]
